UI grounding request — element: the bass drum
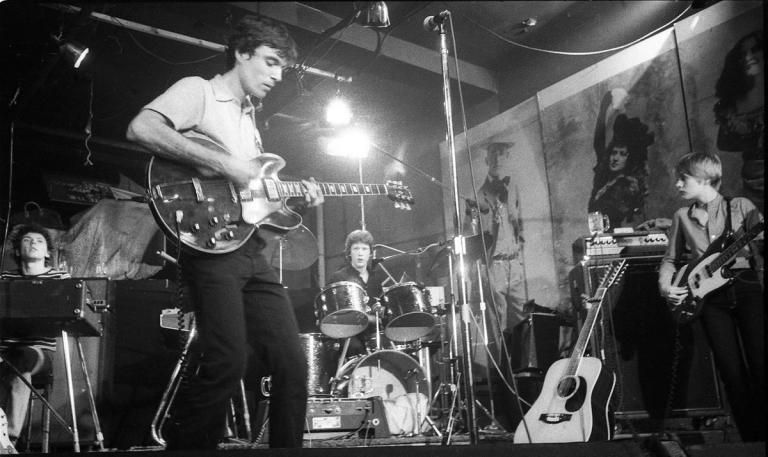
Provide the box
[300,333,342,396]
[335,350,430,402]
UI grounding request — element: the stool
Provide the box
[22,369,54,453]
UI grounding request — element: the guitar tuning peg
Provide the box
[405,204,412,210]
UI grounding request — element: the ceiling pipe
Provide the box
[44,3,352,83]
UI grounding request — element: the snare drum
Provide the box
[314,281,370,338]
[380,282,435,342]
[299,333,342,396]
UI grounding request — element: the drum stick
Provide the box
[377,262,398,285]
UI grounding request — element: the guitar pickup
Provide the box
[262,179,281,202]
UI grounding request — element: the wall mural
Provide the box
[440,1,762,310]
[676,1,764,214]
[538,28,690,304]
[440,98,560,318]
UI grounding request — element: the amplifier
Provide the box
[255,396,390,442]
[0,279,105,337]
[572,231,668,263]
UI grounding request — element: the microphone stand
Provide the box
[433,13,478,444]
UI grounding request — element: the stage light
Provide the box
[361,1,390,28]
[324,127,371,158]
[326,96,353,126]
[60,41,90,69]
[52,32,90,69]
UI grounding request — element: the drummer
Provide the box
[327,229,390,354]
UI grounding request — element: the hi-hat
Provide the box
[261,224,319,271]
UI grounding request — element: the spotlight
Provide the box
[60,41,90,69]
[52,33,90,69]
[326,96,353,126]
[324,127,371,158]
[361,1,390,28]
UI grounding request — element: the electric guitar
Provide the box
[0,408,17,455]
[146,137,414,254]
[514,259,627,443]
[670,220,764,324]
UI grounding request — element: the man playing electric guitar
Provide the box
[127,16,322,450]
[658,152,763,442]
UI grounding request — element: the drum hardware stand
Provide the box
[151,320,198,446]
[474,262,506,433]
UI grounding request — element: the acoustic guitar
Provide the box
[0,408,17,455]
[514,259,626,443]
[146,137,414,254]
[670,220,763,324]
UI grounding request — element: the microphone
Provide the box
[422,11,449,32]
[371,257,385,266]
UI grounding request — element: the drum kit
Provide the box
[258,228,480,436]
[305,280,445,406]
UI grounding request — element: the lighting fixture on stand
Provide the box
[52,33,90,69]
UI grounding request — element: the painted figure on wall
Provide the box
[714,30,764,213]
[588,89,655,228]
[465,142,527,332]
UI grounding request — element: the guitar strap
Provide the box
[724,196,733,238]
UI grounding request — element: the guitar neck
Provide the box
[274,180,389,198]
[710,222,764,272]
[566,290,605,374]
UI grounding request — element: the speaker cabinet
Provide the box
[605,261,724,419]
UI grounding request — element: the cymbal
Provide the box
[260,225,319,271]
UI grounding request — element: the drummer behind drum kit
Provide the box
[284,280,448,436]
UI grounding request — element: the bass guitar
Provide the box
[670,220,764,324]
[514,259,626,443]
[147,137,414,254]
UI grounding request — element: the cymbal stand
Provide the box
[428,247,465,444]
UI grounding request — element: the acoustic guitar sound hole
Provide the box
[557,376,578,398]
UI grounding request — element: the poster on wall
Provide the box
[676,1,764,213]
[439,97,560,331]
[537,28,690,305]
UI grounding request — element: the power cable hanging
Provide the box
[448,3,692,56]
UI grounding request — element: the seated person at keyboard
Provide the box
[1,223,70,445]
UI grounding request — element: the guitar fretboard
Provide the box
[273,180,389,198]
[709,221,764,273]
[565,260,627,377]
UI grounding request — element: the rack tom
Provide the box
[314,281,371,338]
[380,282,435,342]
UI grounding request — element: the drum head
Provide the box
[381,283,435,342]
[315,281,370,338]
[346,350,429,401]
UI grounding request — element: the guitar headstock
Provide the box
[385,181,414,210]
[603,259,628,289]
